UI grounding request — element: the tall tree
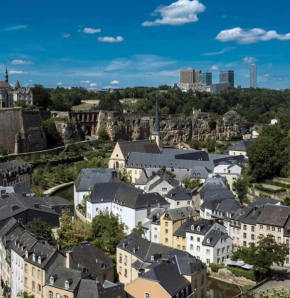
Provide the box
[231,235,289,278]
[91,211,126,254]
[233,177,249,203]
[26,218,55,245]
[31,84,52,108]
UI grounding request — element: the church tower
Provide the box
[151,100,163,150]
[5,67,8,83]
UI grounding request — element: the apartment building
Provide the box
[159,207,199,247]
[117,234,207,298]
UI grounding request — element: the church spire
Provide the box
[153,99,160,135]
[5,67,8,83]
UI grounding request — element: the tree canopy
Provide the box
[91,211,127,254]
[26,218,55,245]
[233,176,249,204]
[247,125,290,182]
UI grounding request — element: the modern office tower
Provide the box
[219,70,234,88]
[195,70,201,83]
[198,72,212,86]
[179,69,195,84]
[250,64,257,88]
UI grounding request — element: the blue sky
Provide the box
[1,0,290,89]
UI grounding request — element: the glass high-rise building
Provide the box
[179,69,195,84]
[198,72,212,86]
[250,64,257,88]
[219,70,234,88]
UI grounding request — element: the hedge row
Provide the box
[209,263,256,281]
[265,180,290,189]
[255,184,286,194]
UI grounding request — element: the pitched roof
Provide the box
[140,259,190,296]
[75,168,118,192]
[228,140,253,152]
[232,206,263,225]
[165,187,192,201]
[0,81,11,88]
[118,140,160,158]
[0,217,18,238]
[145,174,179,192]
[67,243,115,279]
[202,230,231,247]
[248,198,279,208]
[0,159,32,177]
[257,205,290,227]
[46,266,90,292]
[174,218,216,237]
[163,206,198,221]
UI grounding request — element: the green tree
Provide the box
[98,128,110,141]
[258,286,290,298]
[57,212,91,249]
[31,84,52,108]
[247,125,290,182]
[91,211,126,254]
[233,177,249,203]
[26,218,55,245]
[182,177,200,190]
[231,235,289,279]
[282,196,290,206]
[132,222,145,237]
[118,168,132,184]
[160,165,176,178]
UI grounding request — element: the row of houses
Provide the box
[0,218,126,298]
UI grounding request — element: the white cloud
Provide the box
[211,66,219,71]
[83,28,101,34]
[62,33,70,38]
[98,36,124,43]
[29,80,33,82]
[89,83,97,87]
[9,70,28,75]
[243,57,257,63]
[216,27,290,44]
[142,0,206,26]
[80,80,91,84]
[5,25,28,31]
[263,74,270,77]
[110,80,120,85]
[221,15,227,18]
[56,82,63,85]
[202,47,236,56]
[11,59,33,65]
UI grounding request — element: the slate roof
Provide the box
[232,206,263,225]
[165,187,192,201]
[0,193,68,228]
[46,266,90,292]
[228,141,253,152]
[163,206,198,222]
[75,168,118,192]
[67,243,115,279]
[90,182,123,203]
[0,217,18,238]
[41,196,73,207]
[202,230,231,247]
[9,231,37,257]
[248,198,279,208]
[76,280,127,298]
[0,81,11,88]
[25,240,58,269]
[117,233,173,263]
[13,184,34,195]
[140,259,190,296]
[174,218,216,237]
[257,205,290,227]
[118,140,160,158]
[145,174,179,192]
[214,199,241,218]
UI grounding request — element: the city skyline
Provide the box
[1,0,290,89]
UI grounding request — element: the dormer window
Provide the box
[191,225,195,230]
[32,254,36,262]
[65,280,70,290]
[50,277,54,285]
[25,251,28,258]
[197,226,200,231]
[38,256,41,264]
[207,238,211,244]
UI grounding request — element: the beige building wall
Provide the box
[184,268,207,298]
[117,247,141,285]
[126,167,143,184]
[43,285,74,298]
[24,262,44,298]
[229,150,247,157]
[108,143,126,169]
[125,278,170,298]
[173,235,187,251]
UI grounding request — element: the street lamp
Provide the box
[229,279,242,295]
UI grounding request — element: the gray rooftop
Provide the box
[228,140,253,152]
[174,218,216,237]
[118,139,160,158]
[257,205,290,227]
[165,187,192,201]
[202,230,231,247]
[163,206,198,222]
[75,168,118,192]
